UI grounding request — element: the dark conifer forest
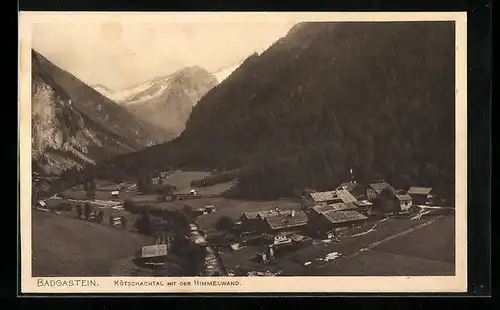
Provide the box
[57,22,456,201]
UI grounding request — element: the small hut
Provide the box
[137,236,170,267]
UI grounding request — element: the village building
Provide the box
[310,203,358,215]
[395,194,413,213]
[240,209,295,232]
[366,180,396,201]
[240,210,276,232]
[335,189,359,203]
[308,191,342,205]
[261,210,309,235]
[256,244,276,263]
[366,181,400,214]
[307,208,368,238]
[307,188,359,206]
[137,235,171,266]
[262,232,293,246]
[407,187,434,205]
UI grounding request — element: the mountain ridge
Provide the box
[60,22,456,201]
[92,65,219,138]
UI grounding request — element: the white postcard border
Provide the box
[19,11,468,294]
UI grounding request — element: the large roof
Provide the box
[312,203,357,214]
[309,189,358,203]
[321,210,368,224]
[264,211,308,230]
[309,191,338,202]
[141,244,168,258]
[242,209,294,220]
[336,182,361,192]
[396,194,412,201]
[407,187,433,195]
[368,181,395,194]
[336,189,358,203]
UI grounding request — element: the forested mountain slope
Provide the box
[67,22,456,200]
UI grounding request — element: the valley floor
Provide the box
[219,214,455,276]
[31,170,455,277]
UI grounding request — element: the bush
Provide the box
[95,210,104,224]
[149,207,163,218]
[121,216,128,228]
[84,203,92,219]
[215,216,234,232]
[135,212,153,235]
[76,204,83,218]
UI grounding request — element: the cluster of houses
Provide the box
[238,179,437,243]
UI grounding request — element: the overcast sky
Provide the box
[33,21,296,91]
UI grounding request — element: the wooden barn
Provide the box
[366,181,396,201]
[240,209,296,232]
[395,194,413,213]
[307,208,368,238]
[366,181,400,214]
[137,236,171,267]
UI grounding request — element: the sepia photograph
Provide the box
[19,12,467,293]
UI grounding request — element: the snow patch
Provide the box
[324,252,341,261]
[125,77,172,105]
[213,61,243,83]
[95,80,157,104]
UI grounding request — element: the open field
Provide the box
[310,250,455,276]
[145,197,300,230]
[55,171,299,231]
[372,215,455,264]
[164,170,237,195]
[61,171,236,205]
[32,210,155,277]
[163,170,211,192]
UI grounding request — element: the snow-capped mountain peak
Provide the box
[93,66,218,139]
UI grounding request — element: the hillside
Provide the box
[93,67,218,138]
[32,210,155,276]
[212,60,244,83]
[69,22,456,200]
[31,50,167,175]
